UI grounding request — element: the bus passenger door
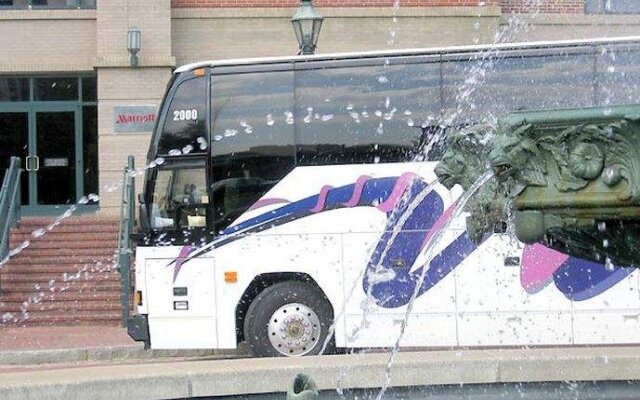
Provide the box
[144,158,219,349]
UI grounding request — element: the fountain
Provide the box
[435,104,640,268]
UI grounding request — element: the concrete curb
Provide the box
[0,345,239,366]
[1,346,640,400]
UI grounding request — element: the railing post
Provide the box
[118,155,135,327]
[0,157,22,294]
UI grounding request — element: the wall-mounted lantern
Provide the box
[127,28,142,67]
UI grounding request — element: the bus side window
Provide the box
[151,165,208,230]
[295,61,440,165]
[158,77,207,156]
[210,70,295,234]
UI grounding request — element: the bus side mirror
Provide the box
[139,203,150,233]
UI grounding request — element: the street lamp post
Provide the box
[291,0,324,55]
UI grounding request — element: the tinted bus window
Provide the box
[210,70,295,233]
[442,51,596,124]
[296,62,441,165]
[158,76,207,156]
[596,45,640,106]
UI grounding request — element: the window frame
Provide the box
[0,0,97,9]
[585,0,640,14]
[147,156,212,239]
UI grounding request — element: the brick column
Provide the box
[96,0,175,214]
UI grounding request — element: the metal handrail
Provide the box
[117,155,135,327]
[0,157,22,292]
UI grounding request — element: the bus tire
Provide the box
[244,281,336,357]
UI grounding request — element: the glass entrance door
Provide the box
[0,111,29,205]
[33,109,79,206]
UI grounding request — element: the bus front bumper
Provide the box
[127,314,150,349]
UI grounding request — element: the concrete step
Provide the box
[6,239,118,250]
[9,248,116,258]
[12,224,118,235]
[2,310,121,326]
[0,291,120,302]
[0,281,121,293]
[10,231,118,242]
[7,255,115,265]
[0,300,121,313]
[17,216,119,227]
[1,264,118,275]
[1,272,120,284]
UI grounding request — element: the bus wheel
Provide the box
[244,281,335,357]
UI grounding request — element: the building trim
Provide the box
[171,6,502,19]
[0,62,96,73]
[94,57,176,69]
[500,13,640,25]
[0,9,95,20]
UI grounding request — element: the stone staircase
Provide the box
[0,216,122,326]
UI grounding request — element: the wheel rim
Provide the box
[267,302,321,356]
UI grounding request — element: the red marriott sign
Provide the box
[114,105,157,133]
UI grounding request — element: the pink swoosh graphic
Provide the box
[343,175,372,207]
[521,243,569,294]
[173,245,196,282]
[310,185,334,213]
[376,172,418,213]
[247,198,290,211]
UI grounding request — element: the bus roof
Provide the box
[175,35,640,74]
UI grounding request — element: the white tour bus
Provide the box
[127,36,640,357]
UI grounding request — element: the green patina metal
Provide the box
[436,104,640,267]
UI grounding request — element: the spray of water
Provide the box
[0,155,166,325]
[374,170,493,400]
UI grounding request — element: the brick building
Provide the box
[0,0,639,214]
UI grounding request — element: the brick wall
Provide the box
[171,0,499,7]
[500,0,584,14]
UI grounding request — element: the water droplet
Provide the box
[598,221,607,232]
[224,129,237,138]
[213,135,223,141]
[605,257,615,271]
[168,149,181,156]
[182,144,194,154]
[266,114,275,126]
[321,114,334,122]
[378,76,389,84]
[31,229,45,238]
[285,111,294,125]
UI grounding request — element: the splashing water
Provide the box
[1,154,167,324]
[319,178,439,354]
[374,170,493,400]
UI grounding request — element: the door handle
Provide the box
[33,156,39,172]
[25,156,32,172]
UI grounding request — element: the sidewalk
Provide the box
[0,326,235,366]
[2,346,640,400]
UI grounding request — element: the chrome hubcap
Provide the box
[267,302,321,356]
